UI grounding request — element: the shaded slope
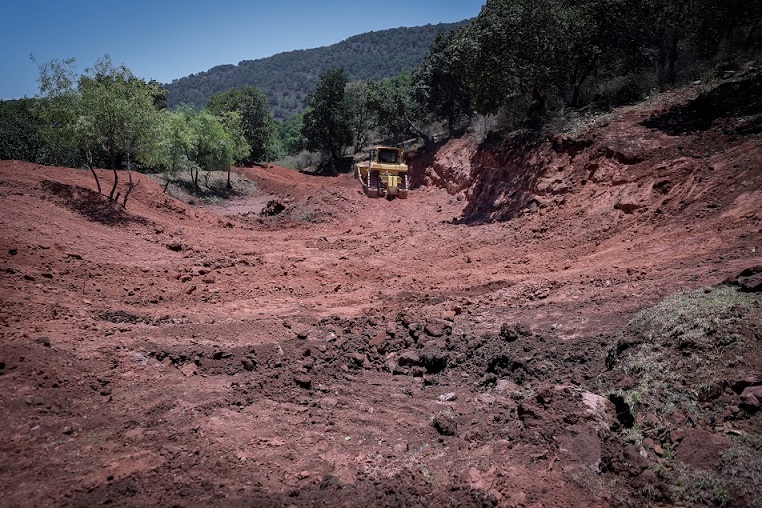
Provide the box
[410,72,762,231]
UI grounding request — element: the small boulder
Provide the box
[398,351,420,367]
[740,385,762,409]
[419,348,448,374]
[261,200,286,216]
[241,357,256,371]
[675,429,731,470]
[739,272,762,292]
[623,443,648,470]
[424,319,450,337]
[346,352,367,369]
[557,424,602,473]
[431,411,458,436]
[294,374,312,389]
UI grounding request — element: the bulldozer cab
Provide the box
[355,146,409,199]
[377,148,399,164]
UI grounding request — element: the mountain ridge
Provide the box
[164,21,467,119]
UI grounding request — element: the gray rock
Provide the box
[438,392,457,402]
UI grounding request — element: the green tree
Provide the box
[151,105,198,192]
[426,0,652,123]
[639,0,762,89]
[412,31,472,136]
[366,72,432,145]
[554,0,633,106]
[76,56,161,202]
[33,57,85,170]
[206,86,272,163]
[190,110,239,188]
[269,112,306,159]
[216,110,251,187]
[0,99,45,163]
[344,81,374,152]
[451,0,562,116]
[35,55,162,204]
[301,69,352,161]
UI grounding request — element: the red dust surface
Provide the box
[1,76,761,507]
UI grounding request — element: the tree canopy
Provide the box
[301,69,352,161]
[206,86,273,163]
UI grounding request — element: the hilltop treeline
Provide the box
[1,0,760,178]
[297,0,761,165]
[164,23,465,120]
[416,0,762,124]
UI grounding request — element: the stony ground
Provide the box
[1,75,761,507]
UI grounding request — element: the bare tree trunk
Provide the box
[109,168,119,201]
[86,150,101,194]
[122,153,134,208]
[657,42,668,91]
[667,33,679,86]
[227,166,232,189]
[571,60,596,108]
[108,143,118,201]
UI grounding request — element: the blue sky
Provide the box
[0,0,485,100]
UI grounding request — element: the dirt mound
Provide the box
[2,76,761,506]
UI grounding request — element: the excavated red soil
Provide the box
[1,76,761,507]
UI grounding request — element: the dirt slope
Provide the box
[1,76,761,507]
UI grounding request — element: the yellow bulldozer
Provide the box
[354,146,409,199]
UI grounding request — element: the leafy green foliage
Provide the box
[365,72,430,145]
[32,57,84,168]
[76,56,162,171]
[458,0,563,115]
[206,86,273,163]
[191,110,238,173]
[32,55,164,201]
[344,81,374,152]
[301,69,352,161]
[29,56,251,200]
[409,0,761,130]
[0,99,46,163]
[411,31,472,135]
[151,105,198,178]
[269,113,306,160]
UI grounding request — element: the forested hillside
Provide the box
[164,22,465,119]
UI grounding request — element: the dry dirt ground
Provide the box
[1,76,761,507]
